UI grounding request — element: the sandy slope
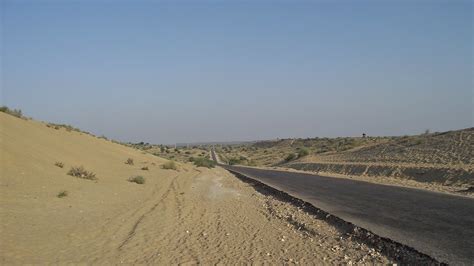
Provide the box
[0,113,392,264]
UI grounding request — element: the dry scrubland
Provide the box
[127,142,211,163]
[217,129,474,195]
[0,112,414,264]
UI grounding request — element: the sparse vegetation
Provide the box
[125,158,134,165]
[0,106,24,118]
[192,157,216,168]
[128,176,145,184]
[57,190,68,198]
[46,123,85,133]
[141,166,149,171]
[162,160,178,170]
[67,166,97,180]
[55,162,64,168]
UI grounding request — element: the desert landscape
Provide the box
[215,130,474,196]
[1,110,435,264]
[2,1,472,264]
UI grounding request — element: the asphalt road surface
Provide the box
[213,152,474,264]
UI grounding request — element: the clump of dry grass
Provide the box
[125,158,134,165]
[55,162,64,168]
[128,176,145,184]
[57,190,68,198]
[67,166,97,180]
[141,166,149,171]
[161,161,177,170]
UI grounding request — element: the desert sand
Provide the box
[0,112,396,264]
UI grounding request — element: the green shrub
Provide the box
[67,166,97,180]
[128,176,145,184]
[229,158,241,165]
[193,157,216,168]
[285,153,296,162]
[297,148,309,158]
[162,161,178,170]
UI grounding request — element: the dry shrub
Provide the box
[128,176,145,184]
[162,161,177,170]
[67,166,97,180]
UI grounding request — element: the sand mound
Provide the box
[0,113,180,262]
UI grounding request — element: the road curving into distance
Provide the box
[211,150,474,264]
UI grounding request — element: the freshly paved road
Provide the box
[213,151,474,264]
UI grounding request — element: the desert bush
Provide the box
[125,158,134,165]
[55,162,64,168]
[297,148,309,158]
[128,176,145,184]
[141,166,149,171]
[229,157,242,165]
[193,157,216,168]
[67,166,97,180]
[248,159,257,166]
[162,161,178,170]
[57,190,68,198]
[285,153,296,162]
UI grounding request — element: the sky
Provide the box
[1,0,472,144]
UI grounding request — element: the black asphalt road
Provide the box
[213,152,474,264]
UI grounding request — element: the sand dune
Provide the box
[1,113,396,263]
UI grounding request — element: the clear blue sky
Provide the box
[1,0,472,144]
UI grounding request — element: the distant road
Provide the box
[211,151,474,264]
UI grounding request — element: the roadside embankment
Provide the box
[285,162,473,195]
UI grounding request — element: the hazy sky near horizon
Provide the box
[1,0,472,144]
